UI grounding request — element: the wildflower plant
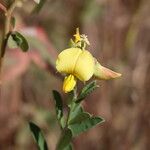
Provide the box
[29,28,121,150]
[0,0,42,84]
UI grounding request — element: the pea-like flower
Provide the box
[56,48,121,93]
[56,28,121,93]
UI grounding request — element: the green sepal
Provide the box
[69,39,76,48]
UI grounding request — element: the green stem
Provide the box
[65,101,73,127]
[66,88,77,126]
[56,89,78,149]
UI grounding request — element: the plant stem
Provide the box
[65,88,78,127]
[65,102,72,127]
[56,89,78,149]
[0,0,18,94]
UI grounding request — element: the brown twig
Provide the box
[0,0,18,97]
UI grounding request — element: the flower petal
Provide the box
[56,48,82,74]
[94,59,122,80]
[74,50,95,81]
[63,75,76,93]
[56,48,95,82]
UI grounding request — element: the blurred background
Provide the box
[0,0,150,149]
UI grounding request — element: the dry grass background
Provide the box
[0,0,150,149]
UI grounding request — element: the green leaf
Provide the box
[77,80,99,103]
[60,116,66,129]
[32,0,46,14]
[64,144,73,150]
[29,122,48,150]
[52,90,63,121]
[69,117,104,136]
[8,34,18,49]
[57,129,72,150]
[8,31,29,52]
[68,103,83,123]
[69,112,90,125]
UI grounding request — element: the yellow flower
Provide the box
[63,75,77,93]
[73,28,81,43]
[56,48,121,93]
[56,48,95,81]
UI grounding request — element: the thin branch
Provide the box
[0,0,18,95]
[0,3,7,13]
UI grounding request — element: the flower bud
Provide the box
[63,75,76,93]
